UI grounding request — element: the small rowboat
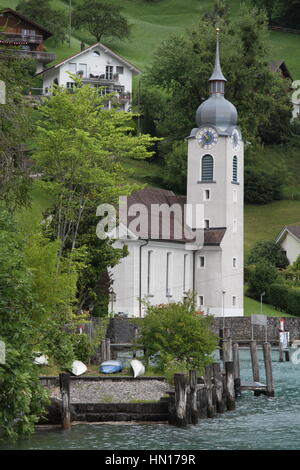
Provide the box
[33,353,48,365]
[130,359,145,378]
[70,360,87,376]
[100,360,123,374]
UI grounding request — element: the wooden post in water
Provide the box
[250,341,260,382]
[189,369,198,425]
[223,337,233,363]
[101,339,107,362]
[263,343,275,397]
[225,362,236,411]
[105,338,111,361]
[205,365,216,418]
[213,363,225,413]
[174,373,188,427]
[219,328,224,360]
[279,341,284,362]
[285,350,290,362]
[59,373,71,430]
[232,343,241,397]
[197,377,208,419]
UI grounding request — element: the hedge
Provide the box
[268,283,300,317]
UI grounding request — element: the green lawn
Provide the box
[244,295,292,317]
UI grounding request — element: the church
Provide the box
[109,32,244,318]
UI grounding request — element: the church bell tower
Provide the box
[186,29,244,316]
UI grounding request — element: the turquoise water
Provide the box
[1,349,300,450]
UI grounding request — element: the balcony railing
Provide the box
[81,73,120,85]
[0,32,43,43]
[0,49,55,63]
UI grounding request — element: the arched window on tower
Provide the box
[201,155,214,182]
[232,156,238,183]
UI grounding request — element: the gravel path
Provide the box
[50,380,171,403]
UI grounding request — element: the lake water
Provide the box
[1,349,300,450]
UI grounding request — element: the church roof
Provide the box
[124,187,226,246]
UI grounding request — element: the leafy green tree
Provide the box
[202,0,231,24]
[247,261,279,300]
[247,240,289,268]
[283,255,300,286]
[142,5,291,149]
[16,0,68,44]
[0,207,49,439]
[139,294,218,372]
[32,80,156,315]
[244,166,283,204]
[162,141,187,194]
[0,52,35,211]
[72,0,131,42]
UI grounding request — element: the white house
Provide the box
[108,33,244,318]
[36,42,141,111]
[276,225,300,264]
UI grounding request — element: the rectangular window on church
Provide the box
[199,256,205,268]
[204,219,210,229]
[204,189,210,200]
[233,257,237,268]
[147,250,154,296]
[199,295,204,307]
[166,252,172,297]
[232,296,237,307]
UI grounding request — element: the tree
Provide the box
[32,80,156,314]
[202,0,231,25]
[244,166,283,204]
[247,261,279,300]
[142,5,291,150]
[16,0,68,44]
[139,294,218,372]
[0,52,35,211]
[72,0,131,42]
[0,207,49,439]
[247,240,289,269]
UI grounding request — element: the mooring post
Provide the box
[285,349,290,362]
[250,340,260,383]
[219,328,224,360]
[59,372,71,430]
[101,339,107,362]
[174,373,188,427]
[213,362,225,413]
[205,365,216,418]
[105,338,111,361]
[263,342,275,397]
[279,341,284,362]
[223,337,233,363]
[225,361,236,411]
[188,369,198,425]
[232,343,241,397]
[197,377,208,419]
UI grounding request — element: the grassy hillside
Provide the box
[1,0,299,76]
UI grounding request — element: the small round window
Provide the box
[93,50,100,56]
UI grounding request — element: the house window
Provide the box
[67,63,77,74]
[199,256,205,268]
[232,156,238,183]
[201,155,214,182]
[166,252,172,297]
[233,257,237,268]
[66,82,75,89]
[93,50,100,56]
[106,65,113,80]
[204,219,210,229]
[204,189,210,200]
[116,66,124,74]
[232,296,237,307]
[78,63,87,78]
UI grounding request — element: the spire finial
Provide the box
[209,28,227,94]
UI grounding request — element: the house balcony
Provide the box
[81,73,120,85]
[0,48,55,64]
[0,32,44,44]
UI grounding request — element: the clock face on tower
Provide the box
[231,128,240,149]
[197,127,218,149]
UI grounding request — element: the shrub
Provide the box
[247,240,289,269]
[286,288,300,317]
[268,283,289,311]
[247,261,279,300]
[244,166,283,204]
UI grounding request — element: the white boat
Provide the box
[70,360,87,376]
[33,353,48,365]
[130,359,145,378]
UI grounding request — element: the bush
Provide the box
[286,288,300,316]
[247,261,279,300]
[244,166,283,204]
[140,294,218,372]
[247,240,289,269]
[268,283,289,311]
